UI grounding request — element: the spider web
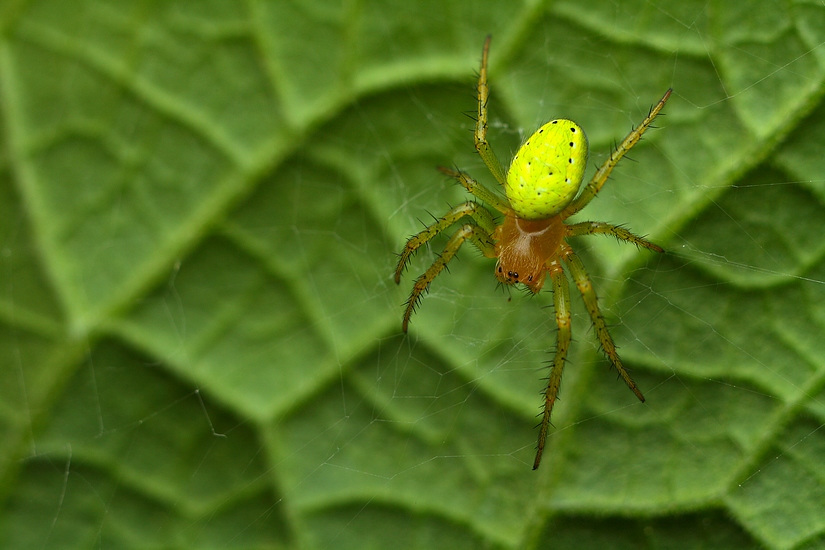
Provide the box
[3,1,825,550]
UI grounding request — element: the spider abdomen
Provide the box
[505,119,588,220]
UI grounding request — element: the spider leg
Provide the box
[395,201,496,284]
[566,221,664,252]
[474,35,507,186]
[561,244,645,402]
[562,89,672,218]
[401,223,495,332]
[438,166,510,214]
[533,261,571,470]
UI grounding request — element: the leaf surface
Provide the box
[2,1,825,548]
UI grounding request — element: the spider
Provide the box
[394,35,671,469]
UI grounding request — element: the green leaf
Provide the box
[2,1,825,548]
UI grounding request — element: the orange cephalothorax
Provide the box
[493,213,565,293]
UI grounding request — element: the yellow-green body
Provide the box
[505,119,588,220]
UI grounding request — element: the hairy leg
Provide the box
[561,245,645,402]
[565,221,663,252]
[395,201,496,283]
[438,167,510,214]
[401,223,495,332]
[534,260,571,470]
[562,89,672,218]
[474,35,507,186]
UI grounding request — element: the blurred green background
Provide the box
[2,0,825,548]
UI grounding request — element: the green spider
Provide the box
[394,36,671,469]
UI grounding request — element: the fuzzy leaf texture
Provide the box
[2,1,825,549]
